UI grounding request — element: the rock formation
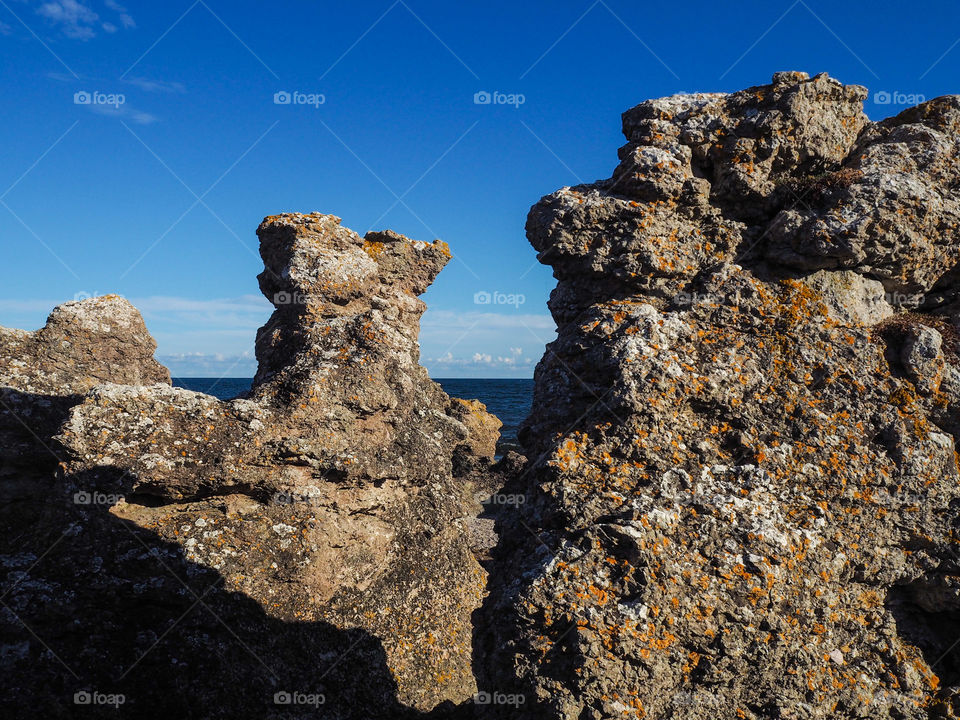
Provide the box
[1,214,499,718]
[9,71,960,720]
[478,73,960,719]
[0,295,170,484]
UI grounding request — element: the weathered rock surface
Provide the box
[1,214,500,718]
[0,295,170,395]
[0,296,170,485]
[478,73,960,718]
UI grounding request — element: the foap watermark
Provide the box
[74,690,125,708]
[274,691,325,707]
[672,291,721,308]
[871,490,925,509]
[273,291,311,306]
[272,491,323,507]
[885,291,926,307]
[474,290,525,308]
[274,91,325,108]
[73,490,124,506]
[476,491,526,506]
[74,91,125,108]
[474,90,525,108]
[874,90,925,106]
[473,691,526,707]
[73,290,126,302]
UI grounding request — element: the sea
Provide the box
[171,377,533,456]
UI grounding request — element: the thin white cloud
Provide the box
[425,349,536,377]
[0,293,271,327]
[86,103,158,124]
[158,352,257,379]
[36,0,99,40]
[0,21,12,35]
[124,77,185,93]
[0,296,546,378]
[132,295,273,332]
[103,0,133,28]
[420,310,554,332]
[35,0,135,39]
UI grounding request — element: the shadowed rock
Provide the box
[1,214,500,717]
[0,296,170,484]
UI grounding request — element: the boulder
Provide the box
[479,73,960,719]
[0,296,169,484]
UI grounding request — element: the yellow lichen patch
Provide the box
[362,239,385,259]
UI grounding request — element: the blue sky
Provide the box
[0,0,957,378]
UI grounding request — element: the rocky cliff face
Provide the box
[479,73,960,718]
[1,214,498,718]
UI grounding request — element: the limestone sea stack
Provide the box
[0,214,498,718]
[478,72,960,718]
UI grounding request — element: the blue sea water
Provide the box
[171,377,533,455]
[435,378,533,455]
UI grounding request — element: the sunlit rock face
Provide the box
[2,214,499,718]
[477,73,960,719]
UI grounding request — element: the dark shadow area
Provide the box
[0,390,470,720]
[886,582,960,690]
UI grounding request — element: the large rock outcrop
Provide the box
[479,73,960,718]
[1,214,499,718]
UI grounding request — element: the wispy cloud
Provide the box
[420,310,553,378]
[159,351,257,378]
[35,0,135,40]
[36,0,99,39]
[103,0,133,29]
[420,309,554,333]
[0,297,546,378]
[133,294,272,325]
[123,76,185,93]
[86,103,158,124]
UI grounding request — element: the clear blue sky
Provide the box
[0,0,956,378]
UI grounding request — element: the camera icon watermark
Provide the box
[273,690,325,707]
[475,491,525,506]
[273,90,325,108]
[473,290,525,308]
[474,90,525,108]
[873,90,925,106]
[73,91,125,108]
[74,690,125,708]
[272,491,323,507]
[672,291,720,308]
[273,291,312,306]
[73,491,125,506]
[73,290,107,302]
[473,691,526,706]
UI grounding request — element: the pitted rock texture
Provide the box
[2,214,499,718]
[479,73,960,719]
[0,296,170,483]
[0,295,170,395]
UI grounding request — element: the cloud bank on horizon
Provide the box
[0,295,553,378]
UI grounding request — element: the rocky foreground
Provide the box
[0,214,504,718]
[3,71,960,719]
